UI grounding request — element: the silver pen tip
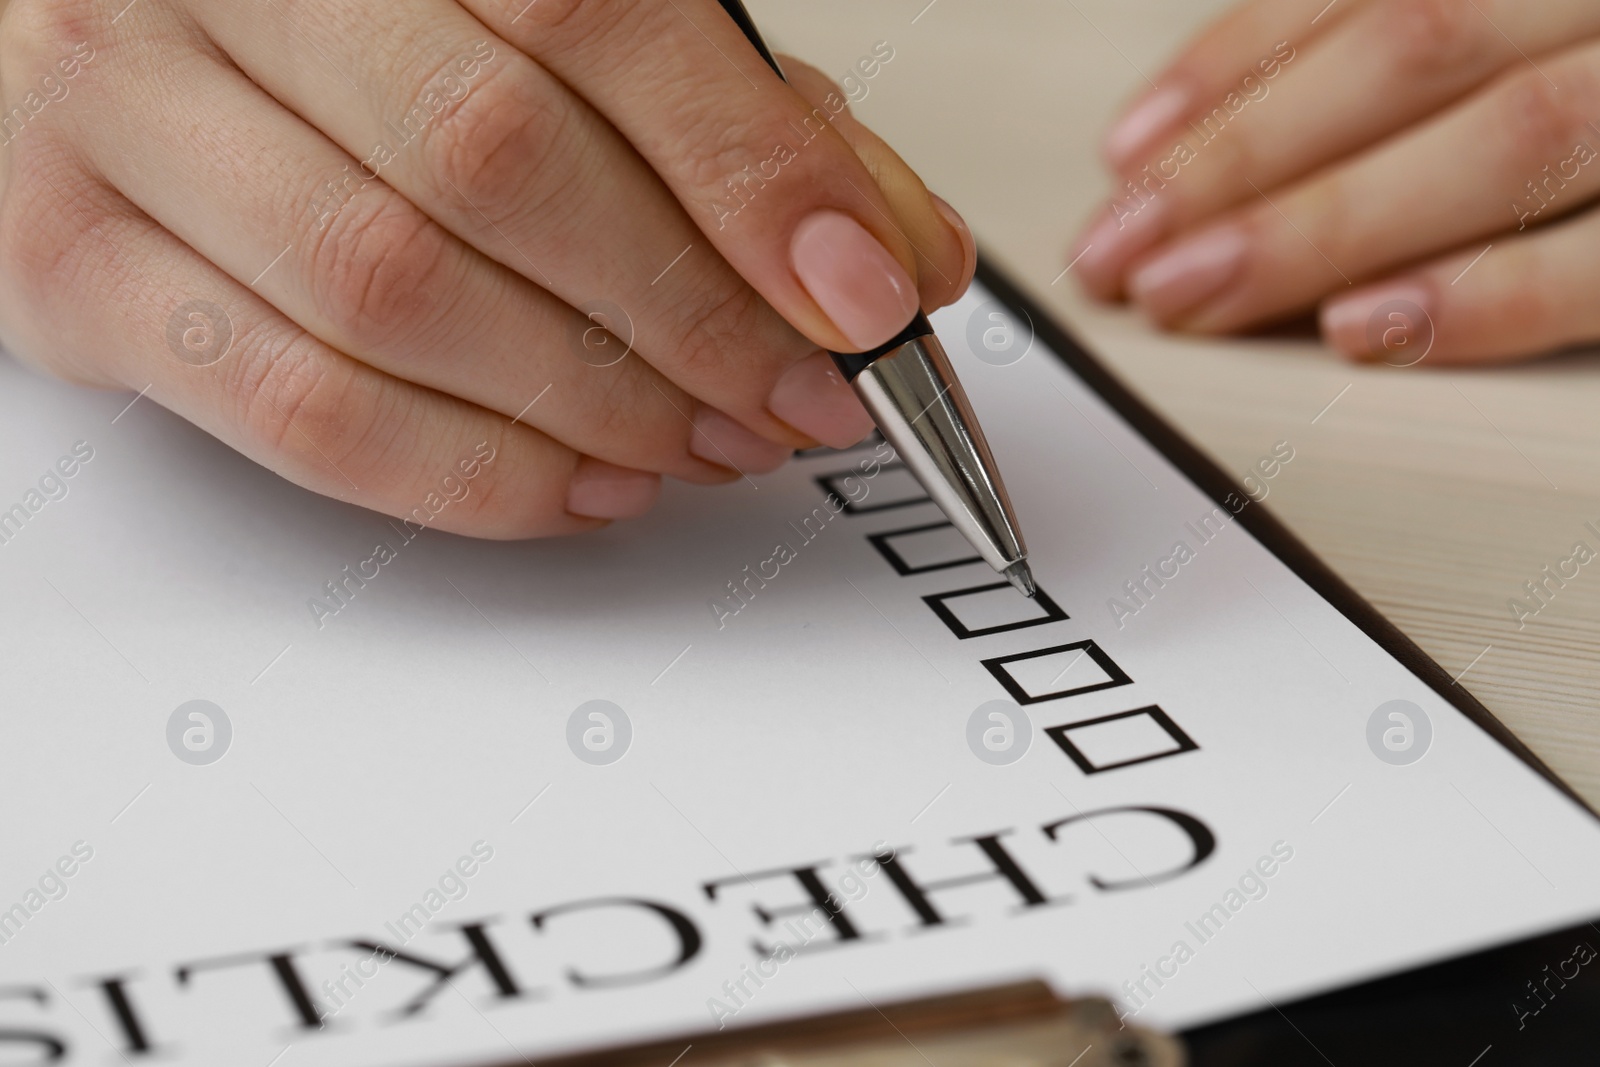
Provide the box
[1003,560,1037,599]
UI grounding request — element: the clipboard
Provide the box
[519,981,1179,1067]
[1,257,1596,1067]
[536,259,1600,1067]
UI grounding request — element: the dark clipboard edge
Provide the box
[974,255,1600,1062]
[974,255,1596,820]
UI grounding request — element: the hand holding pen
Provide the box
[0,0,973,535]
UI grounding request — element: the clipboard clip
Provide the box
[529,981,1183,1067]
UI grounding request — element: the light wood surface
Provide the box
[751,0,1600,807]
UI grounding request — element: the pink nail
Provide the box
[930,193,977,300]
[768,350,875,449]
[1104,84,1191,170]
[566,458,660,520]
[1321,283,1435,363]
[791,210,920,350]
[1069,196,1170,301]
[1128,225,1247,322]
[690,407,792,474]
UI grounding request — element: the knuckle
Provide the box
[1381,0,1493,75]
[228,324,409,493]
[228,326,347,460]
[423,64,570,222]
[2,0,99,70]
[0,162,97,309]
[677,111,793,197]
[306,191,452,350]
[1494,63,1594,166]
[0,0,105,135]
[0,166,133,387]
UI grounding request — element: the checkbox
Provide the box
[1045,706,1198,774]
[867,521,982,576]
[923,582,1069,639]
[981,641,1131,705]
[815,463,928,515]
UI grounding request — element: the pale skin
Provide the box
[1072,0,1600,366]
[0,0,975,537]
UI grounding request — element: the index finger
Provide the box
[461,0,950,354]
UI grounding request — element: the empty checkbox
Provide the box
[981,641,1131,705]
[1045,706,1198,774]
[815,463,928,515]
[924,582,1069,639]
[868,521,982,575]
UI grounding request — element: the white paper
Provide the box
[1,282,1597,1067]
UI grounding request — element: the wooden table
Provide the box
[751,0,1600,806]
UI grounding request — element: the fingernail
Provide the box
[1321,282,1435,362]
[930,193,977,300]
[690,406,793,474]
[769,350,875,449]
[1070,196,1170,301]
[1128,225,1247,322]
[566,458,661,520]
[791,210,919,350]
[1104,84,1191,170]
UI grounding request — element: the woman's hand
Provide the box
[1071,0,1600,365]
[0,0,973,535]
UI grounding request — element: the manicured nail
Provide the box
[1105,84,1191,170]
[930,193,977,300]
[768,350,875,449]
[791,210,919,350]
[1321,282,1435,362]
[566,458,660,520]
[690,406,793,474]
[1070,196,1170,301]
[1128,225,1247,322]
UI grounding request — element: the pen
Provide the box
[714,0,1037,598]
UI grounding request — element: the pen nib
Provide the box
[1003,561,1038,599]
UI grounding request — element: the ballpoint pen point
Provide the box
[1004,560,1038,599]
